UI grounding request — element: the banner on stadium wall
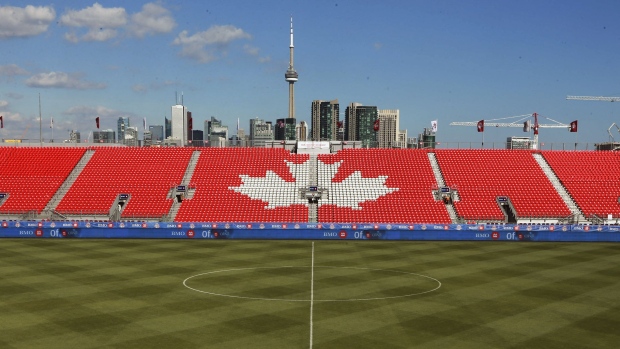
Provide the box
[297,141,330,149]
[1,221,620,242]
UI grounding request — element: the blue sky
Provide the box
[1,0,620,146]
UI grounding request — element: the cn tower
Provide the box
[284,17,298,119]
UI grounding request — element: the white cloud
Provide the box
[59,3,127,42]
[64,105,136,120]
[82,28,118,42]
[25,72,106,90]
[0,100,9,108]
[129,2,176,37]
[374,42,383,50]
[0,5,55,39]
[5,92,23,100]
[63,31,79,43]
[172,25,251,63]
[1,111,24,123]
[243,44,271,63]
[60,3,127,28]
[243,44,259,56]
[0,64,29,77]
[174,25,251,45]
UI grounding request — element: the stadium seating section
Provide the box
[55,147,193,218]
[542,151,620,218]
[318,149,450,223]
[1,146,618,223]
[0,147,85,214]
[176,148,309,222]
[434,149,571,221]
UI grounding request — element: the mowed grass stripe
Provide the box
[1,239,619,348]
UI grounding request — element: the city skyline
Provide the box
[1,1,620,145]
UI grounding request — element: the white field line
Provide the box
[183,266,441,302]
[310,241,315,349]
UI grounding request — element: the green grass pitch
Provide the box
[1,239,619,348]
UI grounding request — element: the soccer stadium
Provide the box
[2,1,620,347]
[1,144,619,348]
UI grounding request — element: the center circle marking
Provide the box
[183,266,441,302]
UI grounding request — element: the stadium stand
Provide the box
[434,149,571,222]
[175,148,309,222]
[0,147,86,214]
[317,149,451,223]
[55,147,193,219]
[543,151,620,219]
[5,146,617,225]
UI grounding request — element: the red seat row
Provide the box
[55,147,193,217]
[0,147,86,213]
[542,151,620,218]
[2,147,617,224]
[435,149,571,221]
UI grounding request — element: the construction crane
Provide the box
[568,95,620,149]
[566,95,620,102]
[450,113,575,149]
[607,123,620,147]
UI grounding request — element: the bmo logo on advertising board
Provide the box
[186,230,195,238]
[35,228,43,237]
[491,232,499,240]
[339,231,347,239]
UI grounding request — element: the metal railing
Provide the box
[3,138,619,150]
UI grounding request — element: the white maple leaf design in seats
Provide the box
[318,160,399,210]
[229,159,399,209]
[229,160,309,209]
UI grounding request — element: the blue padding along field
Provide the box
[2,221,620,242]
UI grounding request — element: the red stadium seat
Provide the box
[55,147,193,218]
[543,151,620,218]
[175,148,309,222]
[434,149,571,221]
[0,147,86,214]
[317,149,450,224]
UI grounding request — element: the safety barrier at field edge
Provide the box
[1,221,620,242]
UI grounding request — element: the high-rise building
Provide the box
[171,104,190,145]
[143,130,152,147]
[93,129,116,143]
[210,125,228,145]
[202,117,228,147]
[250,118,273,146]
[187,111,193,144]
[205,117,222,137]
[68,130,80,144]
[377,109,400,148]
[345,103,378,146]
[164,117,171,139]
[149,125,164,143]
[397,129,408,148]
[296,121,308,141]
[344,103,360,141]
[124,126,139,147]
[275,118,297,140]
[117,117,129,144]
[192,130,204,147]
[285,17,298,120]
[311,99,339,141]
